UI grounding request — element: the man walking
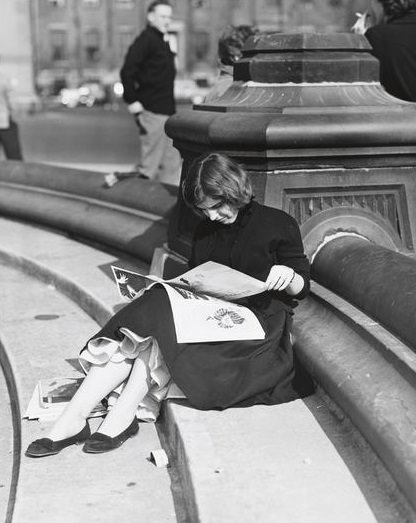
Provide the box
[120,0,181,184]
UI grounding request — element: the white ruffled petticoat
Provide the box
[79,327,184,422]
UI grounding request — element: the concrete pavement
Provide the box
[0,216,413,522]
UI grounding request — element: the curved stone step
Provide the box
[0,161,177,264]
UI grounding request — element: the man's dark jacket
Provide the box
[120,25,176,115]
[366,11,416,102]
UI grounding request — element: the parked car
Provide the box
[81,76,213,107]
[59,82,107,108]
[59,87,83,108]
[81,82,107,105]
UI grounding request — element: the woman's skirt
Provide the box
[80,327,174,421]
[80,285,313,420]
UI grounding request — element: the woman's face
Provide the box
[196,197,239,224]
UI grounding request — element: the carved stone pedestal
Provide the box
[157,32,416,276]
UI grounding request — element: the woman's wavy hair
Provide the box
[378,0,416,20]
[182,152,253,215]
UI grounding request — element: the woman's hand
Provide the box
[265,265,305,296]
[265,265,295,291]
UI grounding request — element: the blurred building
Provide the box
[29,0,359,97]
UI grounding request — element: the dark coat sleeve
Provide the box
[269,211,310,299]
[238,204,309,299]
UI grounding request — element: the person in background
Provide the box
[26,152,314,458]
[352,0,416,102]
[0,69,23,160]
[119,0,181,184]
[204,24,258,103]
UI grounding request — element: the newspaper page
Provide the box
[112,261,266,301]
[163,261,266,301]
[111,263,266,343]
[160,282,265,342]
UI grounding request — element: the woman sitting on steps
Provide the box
[26,152,314,458]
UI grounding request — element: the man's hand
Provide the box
[127,101,144,114]
[127,102,147,134]
[351,11,370,35]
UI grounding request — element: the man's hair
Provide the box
[147,0,171,13]
[218,25,258,66]
[182,152,253,215]
[377,0,416,20]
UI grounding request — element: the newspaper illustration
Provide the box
[111,262,266,343]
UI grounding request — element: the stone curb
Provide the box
[0,337,21,523]
[294,284,416,514]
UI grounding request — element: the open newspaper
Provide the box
[24,377,108,421]
[111,261,266,343]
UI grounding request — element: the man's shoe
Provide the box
[104,171,149,188]
[82,417,139,454]
[25,422,91,458]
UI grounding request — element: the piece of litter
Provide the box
[302,457,312,465]
[150,448,169,467]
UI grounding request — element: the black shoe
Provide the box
[25,422,91,458]
[82,417,139,454]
